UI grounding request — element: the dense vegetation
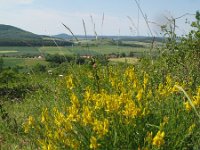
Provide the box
[0,12,200,150]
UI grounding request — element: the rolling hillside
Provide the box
[0,24,72,46]
[0,24,41,39]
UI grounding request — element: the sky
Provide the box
[0,0,199,36]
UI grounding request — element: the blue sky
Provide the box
[0,0,199,36]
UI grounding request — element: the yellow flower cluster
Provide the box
[184,87,200,111]
[90,136,100,149]
[23,116,34,133]
[157,74,179,97]
[152,131,165,147]
[23,65,192,149]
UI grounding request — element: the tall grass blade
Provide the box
[127,16,137,32]
[82,19,90,51]
[90,15,98,40]
[82,19,87,40]
[101,13,104,28]
[133,0,153,37]
[62,23,79,42]
[175,85,200,121]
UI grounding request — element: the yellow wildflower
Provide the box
[54,128,64,140]
[63,121,73,132]
[63,138,80,149]
[71,93,80,108]
[147,90,152,99]
[136,89,143,101]
[123,100,141,118]
[152,131,165,147]
[188,123,196,134]
[163,116,169,125]
[82,106,93,126]
[38,140,56,150]
[143,72,148,90]
[166,74,172,85]
[184,101,192,111]
[53,107,65,127]
[84,87,92,102]
[92,93,104,110]
[23,124,29,133]
[172,82,180,92]
[93,119,109,137]
[67,105,80,122]
[145,131,153,144]
[193,95,200,107]
[158,83,165,95]
[66,75,74,90]
[125,67,136,82]
[28,115,34,126]
[105,94,122,112]
[23,115,34,133]
[90,136,100,149]
[41,108,48,124]
[160,116,169,129]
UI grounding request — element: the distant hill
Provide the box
[0,24,41,39]
[53,33,71,39]
[0,24,163,46]
[53,33,164,43]
[0,24,72,46]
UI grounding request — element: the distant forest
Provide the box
[0,38,72,46]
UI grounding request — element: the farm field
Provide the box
[0,40,156,67]
[0,45,145,56]
[0,39,157,57]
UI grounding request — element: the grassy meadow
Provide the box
[0,40,152,67]
[1,14,200,150]
[3,57,48,68]
[0,39,153,56]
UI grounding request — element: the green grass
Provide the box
[0,50,18,53]
[3,57,48,67]
[109,57,139,64]
[39,44,150,55]
[0,39,157,56]
[0,47,41,56]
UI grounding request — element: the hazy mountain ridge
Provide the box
[0,24,164,46]
[53,33,164,43]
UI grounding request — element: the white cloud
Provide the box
[0,7,150,36]
[0,0,33,5]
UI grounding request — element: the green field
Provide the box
[0,40,158,67]
[3,57,48,67]
[0,46,41,56]
[0,50,18,53]
[0,45,148,56]
[0,39,158,57]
